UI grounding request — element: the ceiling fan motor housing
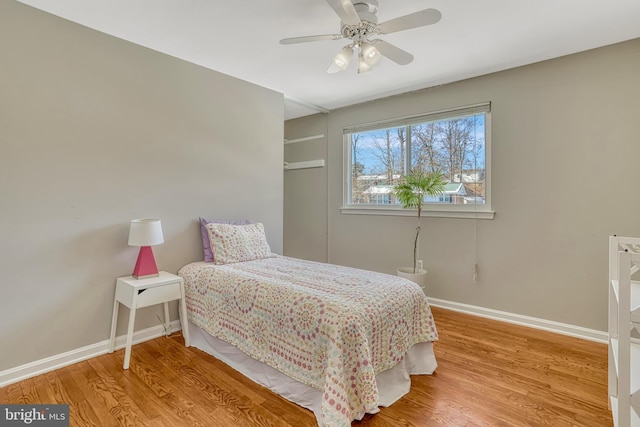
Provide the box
[352,0,379,24]
[341,0,379,42]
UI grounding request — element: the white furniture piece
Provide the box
[109,271,190,369]
[608,236,640,426]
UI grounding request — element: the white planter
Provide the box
[397,267,427,290]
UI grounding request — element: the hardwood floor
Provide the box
[1,307,613,426]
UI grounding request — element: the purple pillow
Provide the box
[199,217,251,262]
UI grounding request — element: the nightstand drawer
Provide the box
[136,282,181,308]
[111,271,190,369]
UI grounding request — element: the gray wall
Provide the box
[0,1,283,371]
[284,115,329,262]
[285,38,640,332]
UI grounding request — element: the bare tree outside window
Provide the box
[438,118,474,182]
[346,106,489,208]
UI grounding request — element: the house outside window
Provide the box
[342,103,493,219]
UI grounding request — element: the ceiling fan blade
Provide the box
[280,34,343,45]
[377,8,441,34]
[325,0,361,26]
[374,40,414,65]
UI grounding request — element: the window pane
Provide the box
[411,113,485,205]
[350,127,406,205]
[348,108,487,207]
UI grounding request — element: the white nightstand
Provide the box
[109,271,190,369]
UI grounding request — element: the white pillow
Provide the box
[206,222,271,264]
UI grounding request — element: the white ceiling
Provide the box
[17,0,640,120]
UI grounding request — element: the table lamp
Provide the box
[128,218,164,279]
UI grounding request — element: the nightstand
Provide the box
[109,271,191,369]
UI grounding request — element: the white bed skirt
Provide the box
[188,321,437,426]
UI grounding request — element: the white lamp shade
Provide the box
[128,218,164,247]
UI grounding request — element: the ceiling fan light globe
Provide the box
[361,43,381,66]
[327,62,343,73]
[333,46,353,70]
[358,54,373,73]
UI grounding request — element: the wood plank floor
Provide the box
[1,307,613,426]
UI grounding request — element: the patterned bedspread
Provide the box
[178,255,438,426]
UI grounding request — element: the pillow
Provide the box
[206,222,271,264]
[199,217,251,262]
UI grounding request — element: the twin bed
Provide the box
[177,221,439,426]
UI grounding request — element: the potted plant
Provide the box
[392,168,446,288]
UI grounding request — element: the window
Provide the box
[343,103,493,219]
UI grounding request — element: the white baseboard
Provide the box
[0,300,608,388]
[427,297,608,344]
[0,320,182,388]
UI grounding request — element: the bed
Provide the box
[178,221,439,426]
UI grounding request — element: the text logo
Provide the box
[0,405,69,426]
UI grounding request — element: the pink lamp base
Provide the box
[132,246,159,279]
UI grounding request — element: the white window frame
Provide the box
[341,102,495,220]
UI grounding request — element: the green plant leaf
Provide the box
[392,169,447,211]
[392,169,447,273]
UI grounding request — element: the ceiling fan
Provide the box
[279,0,441,74]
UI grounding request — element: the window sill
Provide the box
[340,205,495,220]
